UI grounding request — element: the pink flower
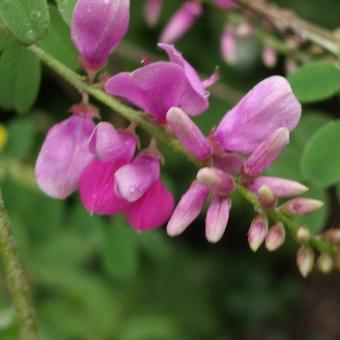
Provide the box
[144,0,164,27]
[159,1,202,44]
[71,0,130,69]
[35,115,95,199]
[220,24,237,64]
[214,0,238,10]
[105,44,216,123]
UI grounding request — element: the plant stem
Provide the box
[0,190,40,340]
[28,45,337,256]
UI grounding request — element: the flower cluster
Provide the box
[35,0,323,250]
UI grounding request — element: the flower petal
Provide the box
[79,160,129,215]
[125,179,175,231]
[144,0,163,27]
[35,115,95,199]
[214,76,301,153]
[71,0,130,69]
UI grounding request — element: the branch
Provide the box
[234,0,340,56]
[28,45,337,257]
[0,190,40,340]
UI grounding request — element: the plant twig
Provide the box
[28,45,337,256]
[0,190,40,340]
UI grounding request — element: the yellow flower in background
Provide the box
[0,124,8,151]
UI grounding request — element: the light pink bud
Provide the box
[114,153,160,203]
[258,185,277,208]
[167,181,209,237]
[243,128,290,177]
[220,24,236,64]
[317,253,333,274]
[285,59,298,74]
[205,195,231,243]
[166,107,211,160]
[236,23,253,38]
[295,226,311,242]
[196,167,234,194]
[71,0,130,69]
[247,176,308,198]
[144,0,164,27]
[265,223,285,251]
[281,198,324,216]
[262,45,278,68]
[159,1,202,44]
[35,115,95,199]
[92,122,136,162]
[214,0,238,10]
[248,215,269,252]
[297,246,314,277]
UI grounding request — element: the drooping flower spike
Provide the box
[71,0,130,70]
[105,43,217,123]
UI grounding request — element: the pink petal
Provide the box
[79,160,129,215]
[114,153,160,202]
[71,0,130,69]
[144,0,163,27]
[220,24,237,64]
[205,195,231,243]
[214,0,238,10]
[159,1,202,44]
[125,179,175,231]
[214,76,301,154]
[35,115,95,199]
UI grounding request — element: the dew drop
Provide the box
[31,10,42,21]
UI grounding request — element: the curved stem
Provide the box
[28,45,337,256]
[0,190,40,340]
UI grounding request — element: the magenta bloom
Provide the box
[71,0,130,69]
[213,76,301,154]
[105,44,214,123]
[159,1,202,44]
[35,115,95,199]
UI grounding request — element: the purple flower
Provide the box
[213,76,301,154]
[105,44,215,123]
[71,0,130,69]
[144,0,164,27]
[35,115,95,199]
[159,1,202,44]
[220,24,237,64]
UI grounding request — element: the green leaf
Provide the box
[55,0,76,25]
[40,6,78,70]
[288,62,340,103]
[102,216,139,281]
[0,0,50,44]
[0,30,14,51]
[301,121,340,188]
[0,44,41,113]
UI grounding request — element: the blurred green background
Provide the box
[0,0,340,339]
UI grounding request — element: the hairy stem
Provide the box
[0,190,40,340]
[28,45,336,256]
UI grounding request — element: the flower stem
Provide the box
[0,190,40,340]
[28,45,337,256]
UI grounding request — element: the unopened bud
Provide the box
[265,223,285,251]
[262,45,278,69]
[196,167,234,194]
[322,228,340,245]
[295,226,311,242]
[281,198,324,216]
[317,253,334,274]
[248,215,269,252]
[297,246,314,277]
[258,185,277,208]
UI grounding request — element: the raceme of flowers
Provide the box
[35,0,323,251]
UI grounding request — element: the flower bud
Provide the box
[159,1,202,44]
[71,0,130,69]
[317,253,334,274]
[144,0,163,27]
[265,223,285,251]
[295,226,311,243]
[220,24,236,64]
[205,195,231,243]
[322,228,340,245]
[196,167,234,194]
[258,185,277,208]
[297,246,314,277]
[114,153,160,203]
[243,128,290,177]
[281,198,324,216]
[214,0,238,9]
[167,181,209,237]
[166,107,211,160]
[248,215,269,252]
[262,45,278,69]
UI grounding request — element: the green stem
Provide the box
[28,45,336,256]
[0,190,40,340]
